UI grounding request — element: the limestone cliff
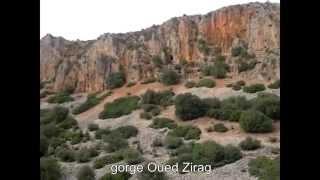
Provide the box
[40,2,280,92]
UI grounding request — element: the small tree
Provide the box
[40,157,62,180]
[175,93,207,120]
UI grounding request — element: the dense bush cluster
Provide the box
[201,61,230,79]
[160,69,180,85]
[40,157,62,180]
[184,81,196,88]
[248,156,280,180]
[149,118,177,129]
[239,110,273,133]
[164,135,183,149]
[168,125,201,140]
[72,94,102,115]
[174,93,207,121]
[106,72,126,89]
[239,137,261,150]
[196,78,216,88]
[141,89,175,107]
[168,141,242,171]
[47,91,74,104]
[243,84,266,93]
[251,93,280,120]
[138,163,168,180]
[99,96,140,119]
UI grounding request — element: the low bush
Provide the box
[93,154,123,169]
[56,147,76,162]
[76,147,98,163]
[112,125,138,139]
[160,69,180,85]
[119,148,144,165]
[88,123,99,131]
[238,60,257,73]
[106,72,126,89]
[239,110,273,133]
[243,84,266,93]
[149,118,177,129]
[95,128,111,139]
[184,81,196,88]
[76,165,95,180]
[251,93,280,119]
[196,78,216,88]
[103,134,129,153]
[202,98,221,109]
[40,157,62,180]
[175,93,207,121]
[99,96,140,119]
[164,135,183,149]
[232,84,242,91]
[141,89,175,107]
[214,123,228,133]
[248,156,280,180]
[47,92,74,104]
[268,79,280,89]
[236,80,246,86]
[239,137,261,150]
[169,125,201,140]
[72,95,100,115]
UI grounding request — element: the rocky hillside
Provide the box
[40,2,280,93]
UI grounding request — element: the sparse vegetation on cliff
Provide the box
[106,72,126,89]
[99,96,140,119]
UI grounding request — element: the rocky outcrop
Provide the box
[40,2,280,92]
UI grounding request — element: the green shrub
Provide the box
[72,95,100,114]
[40,157,62,180]
[268,80,280,89]
[138,163,168,180]
[95,128,111,139]
[198,39,210,55]
[56,147,76,162]
[248,156,280,180]
[223,145,242,163]
[99,96,140,119]
[169,125,201,140]
[77,165,95,180]
[214,123,228,132]
[113,125,138,139]
[175,93,207,120]
[238,60,257,72]
[231,46,246,57]
[202,97,221,109]
[103,134,129,152]
[160,69,180,85]
[236,80,246,86]
[41,106,69,124]
[58,116,77,129]
[93,154,123,169]
[196,78,216,88]
[140,112,152,120]
[140,89,174,107]
[251,93,280,119]
[239,110,273,133]
[201,62,229,79]
[184,81,196,88]
[120,148,144,165]
[239,137,261,150]
[243,84,266,93]
[100,172,131,180]
[141,104,160,114]
[149,118,177,129]
[40,123,62,139]
[164,135,183,149]
[88,123,99,131]
[47,92,74,104]
[106,72,126,89]
[76,147,98,163]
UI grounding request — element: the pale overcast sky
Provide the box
[40,0,280,40]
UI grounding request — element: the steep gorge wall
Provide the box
[40,2,280,92]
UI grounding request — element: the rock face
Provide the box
[40,2,280,92]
